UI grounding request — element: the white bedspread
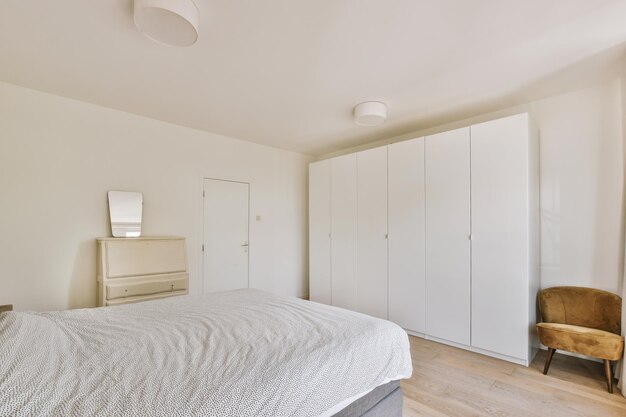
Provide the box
[0,289,412,417]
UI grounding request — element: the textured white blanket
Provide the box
[0,289,412,417]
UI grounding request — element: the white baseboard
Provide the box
[537,344,602,363]
[403,330,529,366]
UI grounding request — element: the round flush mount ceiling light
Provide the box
[353,101,387,126]
[134,0,199,47]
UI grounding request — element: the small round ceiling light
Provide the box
[134,0,199,47]
[353,101,387,126]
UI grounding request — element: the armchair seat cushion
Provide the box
[536,322,624,361]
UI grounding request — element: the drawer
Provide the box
[105,291,187,306]
[106,274,188,300]
[103,238,187,278]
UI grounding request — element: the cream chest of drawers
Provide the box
[97,236,189,306]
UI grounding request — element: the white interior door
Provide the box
[309,160,332,304]
[357,147,388,319]
[471,114,529,359]
[330,154,358,311]
[388,138,426,333]
[203,178,249,293]
[425,127,471,346]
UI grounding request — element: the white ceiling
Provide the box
[1,1,626,155]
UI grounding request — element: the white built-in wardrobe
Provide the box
[309,113,540,365]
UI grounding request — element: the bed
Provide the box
[0,289,412,417]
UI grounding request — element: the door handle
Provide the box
[241,241,249,247]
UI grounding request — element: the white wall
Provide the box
[530,79,624,294]
[2,75,623,312]
[0,81,312,311]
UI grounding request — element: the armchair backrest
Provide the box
[538,286,622,335]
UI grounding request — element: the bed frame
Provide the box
[333,381,403,417]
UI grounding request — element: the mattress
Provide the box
[0,289,412,417]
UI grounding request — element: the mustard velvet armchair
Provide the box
[536,287,624,393]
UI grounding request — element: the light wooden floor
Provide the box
[402,336,626,417]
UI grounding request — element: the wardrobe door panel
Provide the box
[309,160,331,304]
[331,154,358,311]
[425,128,471,346]
[388,138,426,333]
[471,114,529,359]
[357,147,388,319]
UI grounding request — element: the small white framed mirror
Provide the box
[108,191,143,237]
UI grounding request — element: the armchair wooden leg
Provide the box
[604,360,613,393]
[543,348,556,375]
